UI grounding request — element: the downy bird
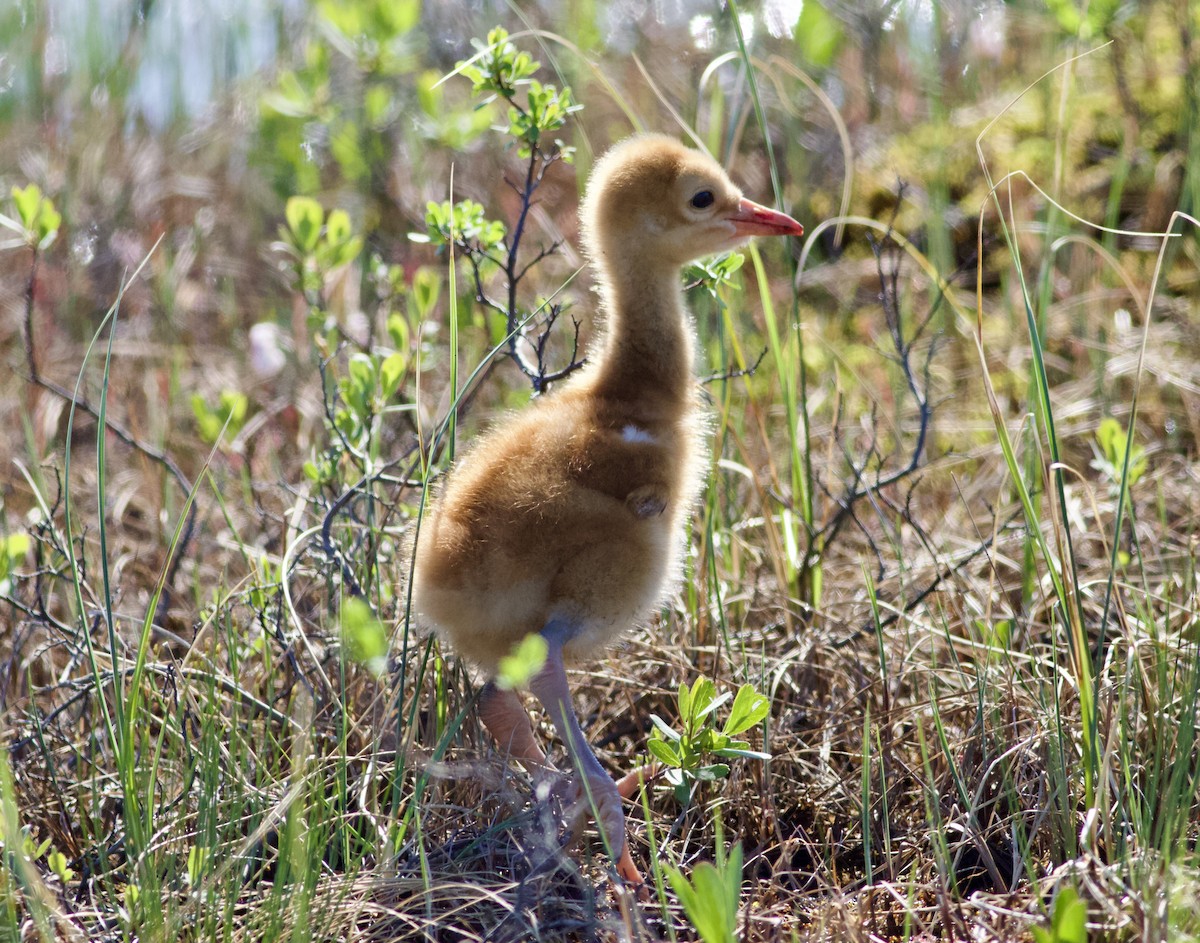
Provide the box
[412,133,803,883]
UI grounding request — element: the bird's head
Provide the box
[581,134,803,271]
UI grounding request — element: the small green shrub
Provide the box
[647,677,771,804]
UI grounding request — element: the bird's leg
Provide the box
[478,680,550,769]
[530,621,643,885]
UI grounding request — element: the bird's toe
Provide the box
[538,770,587,836]
[585,773,631,868]
[540,770,633,871]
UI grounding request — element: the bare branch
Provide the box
[701,348,769,386]
[454,142,583,393]
[831,516,1022,649]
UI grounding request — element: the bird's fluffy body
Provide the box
[412,134,748,668]
[414,375,705,668]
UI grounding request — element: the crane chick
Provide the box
[412,134,803,884]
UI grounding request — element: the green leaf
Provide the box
[386,313,410,350]
[9,184,60,249]
[695,763,731,781]
[191,394,221,444]
[1050,887,1088,943]
[2,533,31,569]
[665,866,706,936]
[647,737,681,767]
[191,390,248,445]
[677,680,692,723]
[1092,417,1147,488]
[185,845,208,885]
[716,252,744,277]
[218,390,248,433]
[348,353,376,396]
[496,633,548,690]
[724,842,743,918]
[690,678,724,722]
[416,71,441,117]
[330,122,368,182]
[318,0,362,38]
[261,88,312,119]
[794,0,844,69]
[285,196,324,253]
[714,746,771,761]
[319,209,362,268]
[47,849,74,883]
[340,353,377,419]
[649,713,682,742]
[335,235,363,268]
[1044,0,1119,38]
[724,683,770,737]
[1096,417,1119,460]
[666,846,742,943]
[988,619,1012,650]
[384,0,420,38]
[325,208,352,247]
[689,864,732,940]
[340,597,388,676]
[12,184,41,230]
[411,266,441,318]
[684,676,718,724]
[380,352,406,400]
[35,202,61,249]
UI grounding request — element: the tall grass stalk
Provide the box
[59,261,169,921]
[970,50,1144,815]
[860,701,874,887]
[727,2,820,606]
[447,169,460,465]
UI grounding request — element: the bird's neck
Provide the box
[590,261,695,408]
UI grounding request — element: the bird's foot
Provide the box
[536,770,587,842]
[613,761,659,800]
[625,485,667,519]
[615,843,646,889]
[539,769,642,885]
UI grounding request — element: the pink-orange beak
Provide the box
[726,198,804,238]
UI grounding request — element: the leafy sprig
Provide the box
[648,678,771,805]
[411,26,586,392]
[1,184,61,250]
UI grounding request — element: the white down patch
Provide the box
[620,424,657,445]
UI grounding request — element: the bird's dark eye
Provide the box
[690,190,715,209]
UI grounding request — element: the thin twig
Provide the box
[455,143,585,392]
[832,520,1018,648]
[23,246,39,380]
[701,347,770,385]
